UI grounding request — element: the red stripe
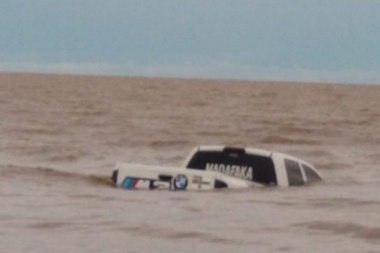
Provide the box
[132,179,139,188]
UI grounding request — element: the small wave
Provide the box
[303,150,334,158]
[329,119,375,126]
[309,198,380,209]
[196,130,235,137]
[294,221,380,244]
[149,140,190,148]
[29,221,74,230]
[1,165,113,188]
[47,152,88,162]
[278,126,315,135]
[260,135,320,145]
[116,224,242,245]
[6,127,67,136]
[314,161,352,170]
[4,145,89,163]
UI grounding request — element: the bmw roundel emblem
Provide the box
[173,174,188,190]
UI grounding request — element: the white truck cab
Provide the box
[183,146,322,187]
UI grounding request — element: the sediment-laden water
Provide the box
[1,73,379,253]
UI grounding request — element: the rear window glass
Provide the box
[284,159,304,186]
[186,149,277,185]
[302,164,321,183]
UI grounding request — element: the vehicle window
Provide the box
[284,159,304,186]
[186,150,277,185]
[302,164,321,183]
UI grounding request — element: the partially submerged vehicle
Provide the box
[112,146,322,191]
[183,146,322,186]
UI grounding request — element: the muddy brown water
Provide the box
[1,72,380,252]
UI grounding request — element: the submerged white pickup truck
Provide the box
[183,146,322,187]
[112,146,322,190]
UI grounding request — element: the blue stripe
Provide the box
[121,177,134,189]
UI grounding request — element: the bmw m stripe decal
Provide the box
[121,177,139,189]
